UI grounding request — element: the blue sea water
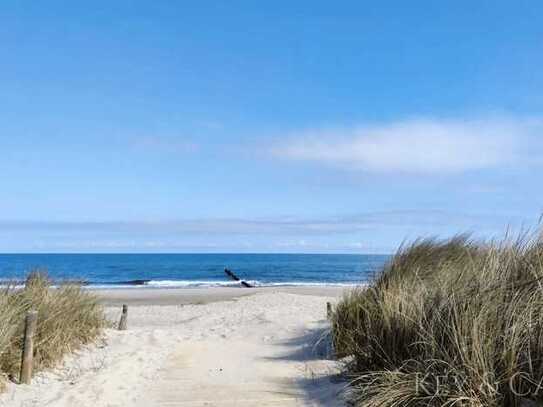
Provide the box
[0,254,389,288]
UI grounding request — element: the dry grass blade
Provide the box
[332,232,543,406]
[0,270,106,383]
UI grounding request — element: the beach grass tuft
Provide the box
[0,271,106,383]
[332,232,543,406]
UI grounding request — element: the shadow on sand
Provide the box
[260,322,349,406]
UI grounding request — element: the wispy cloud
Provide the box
[269,117,542,174]
[1,210,538,253]
[0,210,532,235]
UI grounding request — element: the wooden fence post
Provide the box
[118,304,128,330]
[327,302,332,319]
[20,310,38,385]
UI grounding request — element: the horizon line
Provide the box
[0,251,393,256]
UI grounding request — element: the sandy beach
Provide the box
[96,285,348,306]
[0,286,348,407]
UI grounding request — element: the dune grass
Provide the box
[0,271,105,386]
[332,233,543,406]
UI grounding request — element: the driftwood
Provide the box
[224,268,253,288]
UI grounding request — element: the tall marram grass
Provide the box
[0,271,105,386]
[332,233,543,406]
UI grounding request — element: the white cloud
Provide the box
[1,210,537,253]
[270,117,542,173]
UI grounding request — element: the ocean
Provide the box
[0,253,389,288]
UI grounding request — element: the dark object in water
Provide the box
[224,268,240,281]
[120,279,151,286]
[224,268,253,288]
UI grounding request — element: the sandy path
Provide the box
[0,292,346,407]
[145,340,325,406]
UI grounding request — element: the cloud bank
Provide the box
[1,210,536,253]
[270,117,542,174]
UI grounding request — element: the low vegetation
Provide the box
[332,233,543,406]
[0,272,105,386]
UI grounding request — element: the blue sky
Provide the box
[1,1,543,253]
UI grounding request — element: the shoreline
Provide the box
[95,284,350,306]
